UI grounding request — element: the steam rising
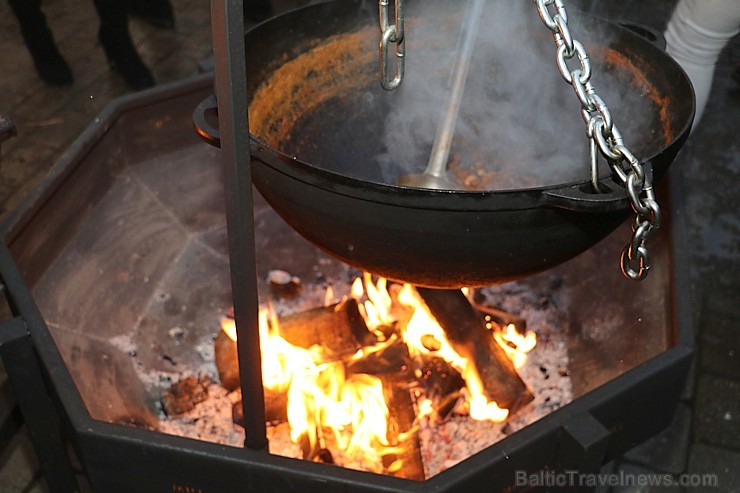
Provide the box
[252,0,664,191]
[374,0,654,190]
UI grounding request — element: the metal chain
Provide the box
[379,0,405,90]
[533,0,661,281]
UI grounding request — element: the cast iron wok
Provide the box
[195,0,694,288]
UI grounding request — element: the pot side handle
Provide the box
[193,95,221,148]
[541,181,630,212]
[618,21,667,51]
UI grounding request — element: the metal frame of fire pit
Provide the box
[0,1,693,491]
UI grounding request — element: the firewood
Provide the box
[416,288,533,415]
[161,376,210,417]
[214,329,240,391]
[471,301,527,332]
[380,376,425,481]
[417,355,466,422]
[232,389,288,427]
[345,335,414,381]
[216,298,375,392]
[277,298,377,356]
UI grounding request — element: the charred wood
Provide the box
[161,376,210,417]
[277,298,377,356]
[416,288,533,415]
[417,355,465,422]
[345,335,414,381]
[232,388,288,427]
[214,329,240,391]
[380,376,425,481]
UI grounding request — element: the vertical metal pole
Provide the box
[211,0,268,450]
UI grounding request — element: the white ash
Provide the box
[194,334,218,371]
[157,383,245,448]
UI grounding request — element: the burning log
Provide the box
[417,355,466,422]
[216,298,373,390]
[345,335,414,381]
[161,376,210,417]
[214,329,241,391]
[277,298,377,356]
[215,330,288,424]
[380,376,425,481]
[232,391,288,427]
[416,288,533,414]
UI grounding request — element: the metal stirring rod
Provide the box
[398,0,485,189]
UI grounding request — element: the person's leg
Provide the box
[665,0,740,127]
[7,0,73,85]
[92,0,154,90]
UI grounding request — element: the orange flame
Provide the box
[395,284,510,422]
[493,323,537,370]
[221,274,537,467]
[221,306,392,463]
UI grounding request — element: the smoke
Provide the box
[371,0,653,190]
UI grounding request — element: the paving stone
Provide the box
[704,284,740,320]
[623,404,692,475]
[686,444,740,493]
[693,375,740,450]
[612,463,680,493]
[595,460,617,493]
[0,429,45,493]
[699,312,740,380]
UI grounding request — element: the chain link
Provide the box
[379,0,405,91]
[533,0,661,281]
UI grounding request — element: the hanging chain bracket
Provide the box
[379,0,405,90]
[534,0,661,281]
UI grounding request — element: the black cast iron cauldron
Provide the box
[195,0,694,288]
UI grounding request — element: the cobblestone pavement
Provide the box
[0,0,738,492]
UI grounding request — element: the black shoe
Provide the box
[30,45,74,86]
[130,0,175,28]
[99,30,155,91]
[20,25,73,86]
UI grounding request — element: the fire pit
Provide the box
[0,0,693,490]
[0,72,692,491]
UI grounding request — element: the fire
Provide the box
[220,274,537,469]
[494,323,537,370]
[287,362,391,457]
[395,284,510,422]
[351,273,393,337]
[221,306,392,465]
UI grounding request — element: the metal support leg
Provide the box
[0,317,79,492]
[0,379,23,455]
[211,0,268,450]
